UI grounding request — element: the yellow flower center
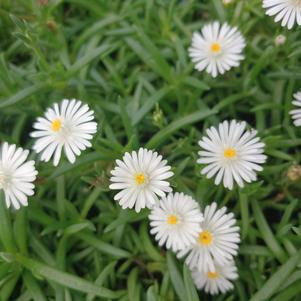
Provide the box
[167,215,178,225]
[207,271,219,279]
[210,42,221,53]
[198,231,213,245]
[51,119,62,132]
[224,148,237,159]
[135,173,145,185]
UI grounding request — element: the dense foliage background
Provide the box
[0,0,301,300]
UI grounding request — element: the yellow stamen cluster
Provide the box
[198,231,213,245]
[224,148,236,159]
[167,215,178,225]
[135,173,145,185]
[210,42,221,53]
[207,271,219,279]
[51,119,62,132]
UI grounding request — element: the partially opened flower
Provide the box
[275,34,286,46]
[198,120,267,190]
[289,91,301,126]
[263,0,301,30]
[223,0,233,5]
[191,261,238,295]
[30,99,97,166]
[109,148,174,212]
[188,21,246,78]
[0,142,37,209]
[149,192,203,252]
[178,202,240,273]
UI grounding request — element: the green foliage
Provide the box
[0,0,301,300]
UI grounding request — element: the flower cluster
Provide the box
[108,142,247,294]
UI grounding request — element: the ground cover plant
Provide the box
[0,0,301,300]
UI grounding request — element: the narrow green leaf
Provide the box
[213,92,252,111]
[16,254,122,299]
[14,208,28,255]
[140,222,163,262]
[74,15,120,50]
[80,187,102,218]
[67,44,113,75]
[56,175,65,221]
[146,286,159,301]
[127,268,140,301]
[252,200,287,262]
[104,210,149,233]
[48,152,113,180]
[76,232,131,258]
[29,233,56,266]
[136,28,173,82]
[64,221,95,236]
[125,36,172,82]
[183,76,209,90]
[146,109,216,148]
[87,261,117,301]
[0,271,20,301]
[240,245,272,257]
[132,86,171,126]
[249,250,301,301]
[239,192,249,240]
[211,0,226,22]
[166,252,187,301]
[272,279,301,301]
[183,264,199,301]
[244,46,274,88]
[119,97,135,140]
[0,83,46,108]
[0,193,16,252]
[23,270,47,301]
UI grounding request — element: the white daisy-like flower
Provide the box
[188,21,246,78]
[197,120,267,190]
[149,192,203,252]
[0,142,37,209]
[263,0,301,30]
[177,202,240,273]
[191,261,238,295]
[30,99,97,166]
[109,148,174,213]
[289,91,301,126]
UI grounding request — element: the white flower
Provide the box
[263,0,301,30]
[275,34,286,45]
[188,21,246,78]
[289,91,301,126]
[197,120,267,190]
[223,0,233,5]
[109,148,174,213]
[0,143,37,209]
[30,99,97,166]
[191,261,238,295]
[149,192,203,252]
[177,202,240,273]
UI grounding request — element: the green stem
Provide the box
[0,191,16,252]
